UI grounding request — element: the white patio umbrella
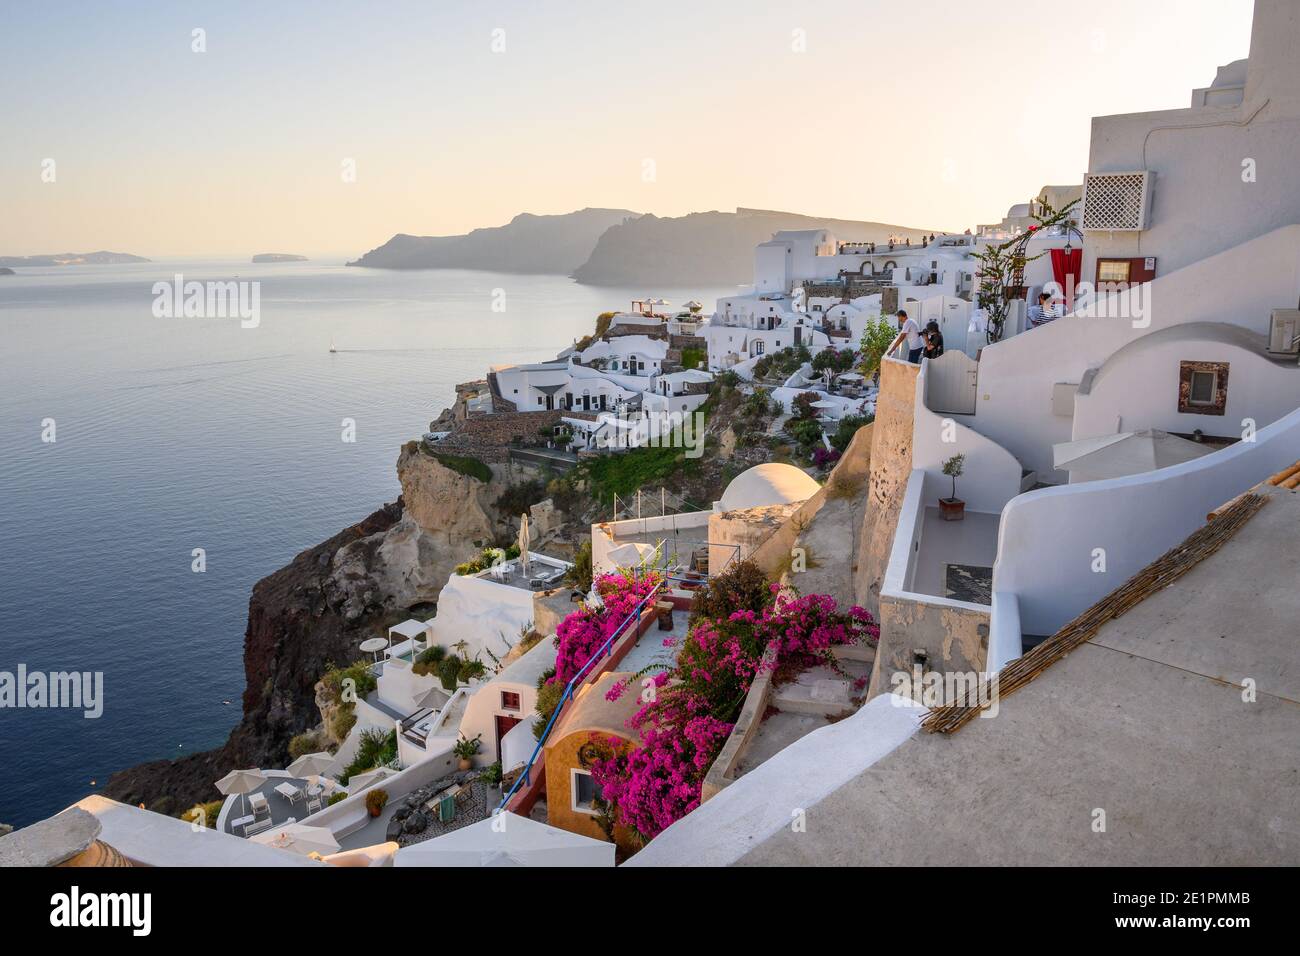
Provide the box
[215,768,266,819]
[393,812,614,867]
[287,752,336,798]
[1053,428,1214,483]
[517,512,531,578]
[348,766,396,793]
[251,822,340,857]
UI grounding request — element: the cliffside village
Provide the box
[9,0,1300,870]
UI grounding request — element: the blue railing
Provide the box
[496,581,665,812]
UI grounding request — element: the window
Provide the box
[1097,259,1131,283]
[1188,371,1216,405]
[1178,361,1229,416]
[500,691,520,712]
[571,769,599,814]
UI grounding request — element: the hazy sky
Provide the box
[0,0,1254,258]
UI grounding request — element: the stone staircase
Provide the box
[769,644,875,719]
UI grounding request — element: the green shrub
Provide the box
[438,656,463,692]
[680,346,705,369]
[787,417,822,448]
[496,480,545,517]
[180,800,224,829]
[567,540,593,593]
[533,681,565,740]
[830,413,873,452]
[478,761,503,786]
[459,658,488,682]
[340,728,397,784]
[690,560,775,625]
[327,792,347,807]
[412,644,447,676]
[431,452,492,483]
[288,730,322,760]
[365,788,389,817]
[320,660,377,704]
[331,706,357,741]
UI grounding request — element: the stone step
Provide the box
[771,664,866,718]
[832,642,876,665]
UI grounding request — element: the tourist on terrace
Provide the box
[923,320,945,360]
[889,308,930,364]
[1028,291,1058,328]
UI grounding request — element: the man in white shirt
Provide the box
[898,310,923,363]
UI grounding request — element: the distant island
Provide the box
[0,251,150,267]
[348,208,638,274]
[0,267,14,276]
[252,253,308,263]
[573,208,938,287]
[348,207,936,287]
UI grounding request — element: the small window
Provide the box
[1097,259,1131,283]
[501,691,520,712]
[572,769,599,814]
[1188,370,1216,405]
[1178,360,1228,416]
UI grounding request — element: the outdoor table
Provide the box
[274,782,302,802]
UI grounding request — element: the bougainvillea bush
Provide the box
[551,569,662,687]
[591,584,879,842]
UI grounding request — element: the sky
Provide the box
[0,0,1256,258]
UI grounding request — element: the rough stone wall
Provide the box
[853,359,919,616]
[435,410,566,462]
[868,597,990,701]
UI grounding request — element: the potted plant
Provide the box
[940,454,966,521]
[365,788,388,818]
[453,732,482,770]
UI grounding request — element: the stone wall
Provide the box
[434,410,566,463]
[869,597,990,701]
[853,358,919,616]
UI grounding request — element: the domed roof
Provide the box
[719,463,820,512]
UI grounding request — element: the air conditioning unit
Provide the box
[1267,309,1300,356]
[1081,171,1153,231]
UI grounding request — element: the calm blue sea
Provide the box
[0,260,733,828]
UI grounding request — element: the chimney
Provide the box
[1244,0,1300,118]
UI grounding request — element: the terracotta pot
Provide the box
[458,758,472,771]
[939,497,966,521]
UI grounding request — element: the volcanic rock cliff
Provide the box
[101,447,508,814]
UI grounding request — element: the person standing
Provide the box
[923,320,945,360]
[899,310,924,363]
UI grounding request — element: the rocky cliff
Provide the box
[347,208,637,273]
[101,447,509,815]
[571,208,937,287]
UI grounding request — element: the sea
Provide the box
[0,258,734,828]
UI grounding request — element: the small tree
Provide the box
[858,313,900,377]
[972,197,1080,344]
[942,454,965,502]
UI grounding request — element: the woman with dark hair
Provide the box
[923,320,945,360]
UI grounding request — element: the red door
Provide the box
[495,714,522,761]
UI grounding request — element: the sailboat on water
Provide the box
[329,339,337,353]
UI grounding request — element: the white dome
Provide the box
[1007,203,1031,219]
[719,463,820,512]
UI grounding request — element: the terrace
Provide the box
[217,770,345,840]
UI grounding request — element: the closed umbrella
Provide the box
[215,768,266,819]
[251,822,340,857]
[517,513,531,578]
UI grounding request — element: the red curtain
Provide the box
[1050,247,1082,295]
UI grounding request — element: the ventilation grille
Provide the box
[1081,171,1152,230]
